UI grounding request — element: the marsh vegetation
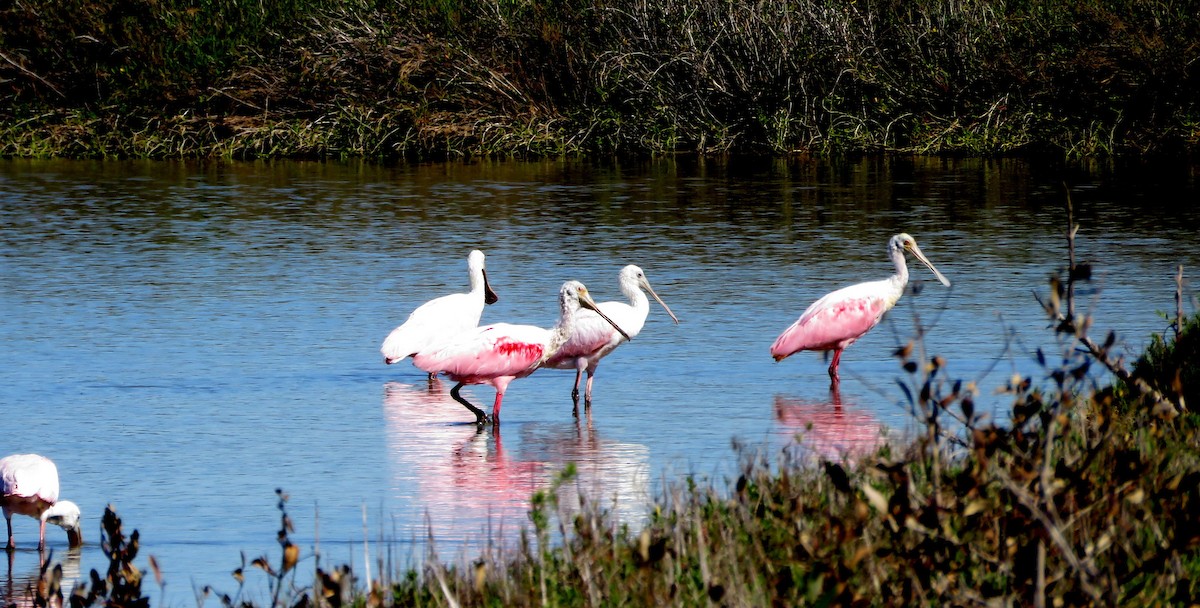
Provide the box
[2,0,1198,159]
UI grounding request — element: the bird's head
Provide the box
[45,500,83,548]
[469,249,500,305]
[892,233,950,287]
[562,281,631,341]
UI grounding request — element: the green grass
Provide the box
[2,0,1199,159]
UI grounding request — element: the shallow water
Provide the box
[1,156,1197,605]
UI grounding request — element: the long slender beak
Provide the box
[639,277,679,324]
[482,270,499,304]
[908,243,951,287]
[578,290,632,341]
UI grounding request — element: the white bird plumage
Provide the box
[381,249,499,373]
[543,265,678,407]
[0,453,83,551]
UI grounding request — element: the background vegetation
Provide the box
[2,0,1199,159]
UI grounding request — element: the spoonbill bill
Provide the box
[543,265,679,408]
[413,281,629,424]
[770,233,950,383]
[0,454,83,551]
[381,249,500,375]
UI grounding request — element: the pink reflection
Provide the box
[382,381,649,548]
[382,381,547,543]
[773,387,884,465]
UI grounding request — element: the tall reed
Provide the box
[2,0,1197,158]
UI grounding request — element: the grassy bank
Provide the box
[27,205,1199,607]
[2,0,1199,159]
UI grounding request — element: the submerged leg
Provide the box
[450,382,488,424]
[827,349,843,383]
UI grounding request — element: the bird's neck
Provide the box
[891,247,910,286]
[627,288,649,315]
[542,301,580,363]
[468,268,486,294]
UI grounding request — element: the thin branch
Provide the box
[0,50,65,98]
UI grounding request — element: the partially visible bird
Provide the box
[543,265,679,408]
[413,281,629,424]
[770,233,950,384]
[381,249,500,376]
[0,454,83,551]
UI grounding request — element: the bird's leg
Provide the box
[491,390,505,425]
[828,349,843,383]
[450,382,489,425]
[38,520,46,552]
[5,516,13,551]
[583,369,596,409]
[571,365,583,407]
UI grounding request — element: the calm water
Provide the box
[1,157,1197,605]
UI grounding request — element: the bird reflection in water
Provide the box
[382,380,546,544]
[773,386,887,466]
[382,381,650,547]
[3,548,81,608]
[516,410,650,528]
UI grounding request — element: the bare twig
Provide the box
[0,50,65,98]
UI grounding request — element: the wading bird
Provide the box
[413,281,629,424]
[770,233,950,384]
[381,249,500,376]
[543,265,679,408]
[0,454,83,551]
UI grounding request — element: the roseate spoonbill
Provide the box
[0,454,82,551]
[413,281,630,424]
[543,265,679,408]
[770,233,950,383]
[381,249,500,376]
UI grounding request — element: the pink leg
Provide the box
[38,520,46,551]
[828,349,843,383]
[491,390,505,423]
[571,361,585,405]
[584,369,596,407]
[490,377,515,424]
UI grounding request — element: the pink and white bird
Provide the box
[543,265,678,408]
[770,233,950,383]
[0,454,83,551]
[413,281,630,424]
[381,249,500,375]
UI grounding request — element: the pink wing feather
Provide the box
[413,324,548,384]
[771,295,889,359]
